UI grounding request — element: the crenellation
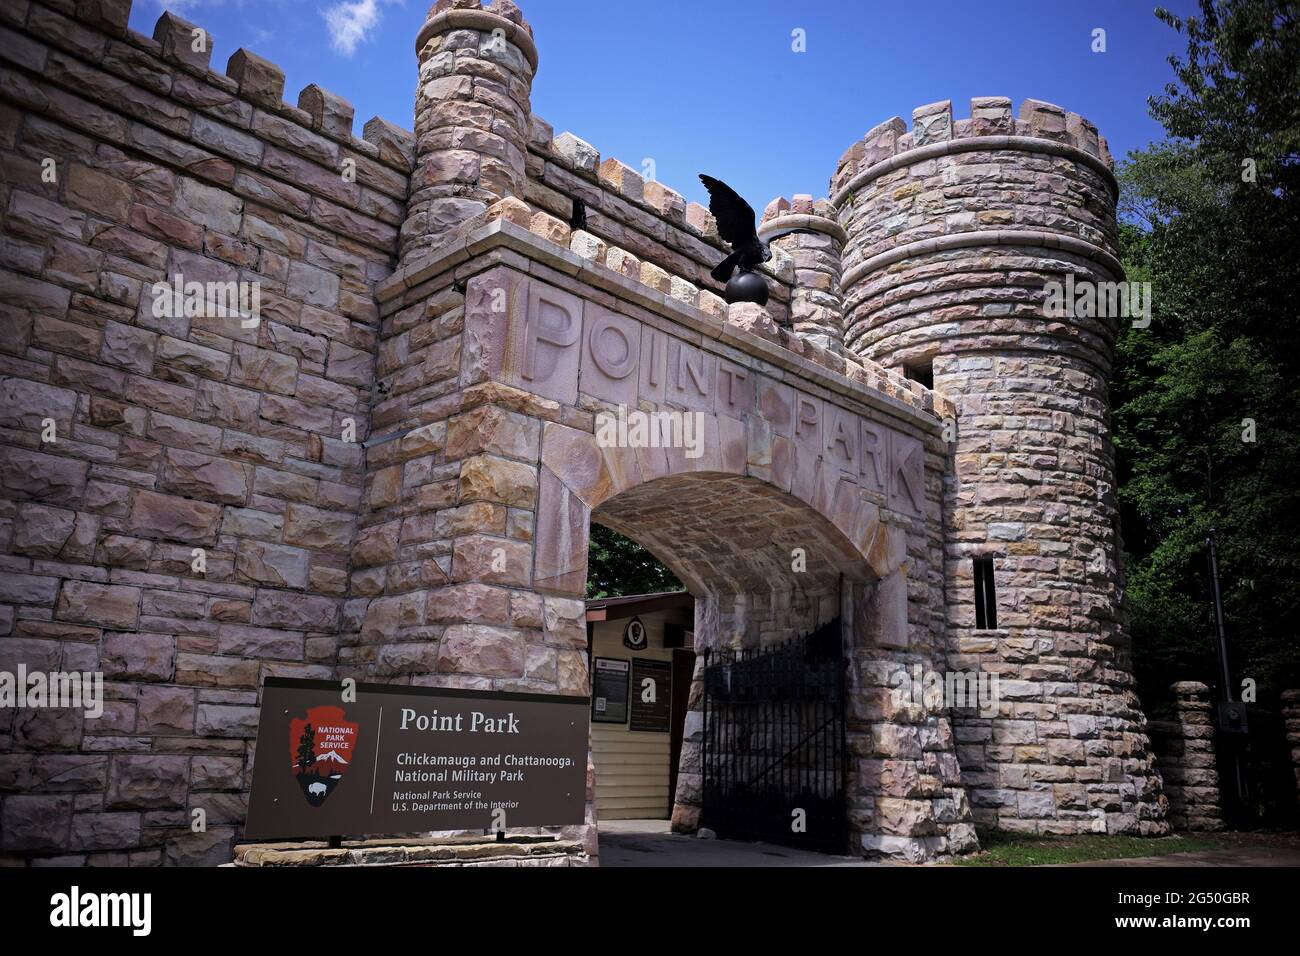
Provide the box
[224,48,284,111]
[684,200,714,238]
[550,131,599,176]
[524,116,788,313]
[362,117,416,170]
[297,85,355,141]
[969,96,1012,132]
[831,97,1116,205]
[153,11,209,75]
[911,100,952,146]
[642,180,687,224]
[1018,98,1068,142]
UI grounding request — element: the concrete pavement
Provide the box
[597,819,877,867]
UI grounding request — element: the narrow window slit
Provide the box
[973,556,997,630]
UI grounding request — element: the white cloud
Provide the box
[154,0,224,10]
[323,0,383,56]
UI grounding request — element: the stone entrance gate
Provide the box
[365,214,975,859]
[0,0,1167,865]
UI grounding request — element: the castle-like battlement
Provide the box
[831,96,1114,203]
[29,2,416,169]
[832,95,1124,375]
[0,0,1166,867]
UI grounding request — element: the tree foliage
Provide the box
[1115,0,1300,698]
[585,523,683,599]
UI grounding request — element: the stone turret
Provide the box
[759,195,847,352]
[834,97,1168,836]
[401,0,539,261]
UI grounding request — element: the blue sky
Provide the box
[130,0,1200,209]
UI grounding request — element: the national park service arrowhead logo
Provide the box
[290,705,358,807]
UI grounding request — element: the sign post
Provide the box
[244,678,590,841]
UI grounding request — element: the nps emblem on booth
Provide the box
[289,705,358,807]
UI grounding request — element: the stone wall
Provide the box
[1,0,1168,865]
[0,0,410,865]
[372,205,969,857]
[1148,682,1223,831]
[0,0,960,864]
[232,835,588,867]
[836,97,1167,836]
[1283,689,1300,808]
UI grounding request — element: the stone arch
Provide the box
[532,414,906,601]
[594,472,870,595]
[530,412,953,853]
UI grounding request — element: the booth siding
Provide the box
[585,594,694,820]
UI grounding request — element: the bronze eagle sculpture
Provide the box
[699,174,772,285]
[699,173,816,306]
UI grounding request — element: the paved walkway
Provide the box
[597,819,877,867]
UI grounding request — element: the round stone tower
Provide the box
[402,0,538,262]
[758,195,847,352]
[833,97,1167,835]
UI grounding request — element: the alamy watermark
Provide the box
[1043,274,1152,328]
[595,404,704,459]
[0,665,103,719]
[151,276,262,328]
[890,664,1000,717]
[50,886,151,936]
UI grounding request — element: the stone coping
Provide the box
[416,9,540,73]
[376,219,948,434]
[524,121,778,292]
[758,213,848,245]
[233,835,584,866]
[841,228,1125,290]
[831,134,1119,210]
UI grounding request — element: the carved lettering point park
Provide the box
[470,270,926,519]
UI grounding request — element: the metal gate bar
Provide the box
[700,619,847,854]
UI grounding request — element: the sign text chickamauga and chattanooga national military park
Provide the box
[245,679,590,839]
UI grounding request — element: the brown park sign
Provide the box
[244,678,590,840]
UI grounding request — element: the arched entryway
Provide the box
[590,471,872,852]
[419,263,982,860]
[527,410,948,856]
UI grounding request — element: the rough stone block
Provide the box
[912,101,953,146]
[154,12,212,73]
[551,132,598,175]
[298,84,355,138]
[226,48,285,108]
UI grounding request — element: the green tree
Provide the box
[1114,0,1300,699]
[585,523,683,599]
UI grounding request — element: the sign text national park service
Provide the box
[245,679,590,840]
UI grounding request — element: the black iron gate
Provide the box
[1217,705,1300,830]
[700,619,847,853]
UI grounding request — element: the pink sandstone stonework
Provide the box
[0,0,1167,865]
